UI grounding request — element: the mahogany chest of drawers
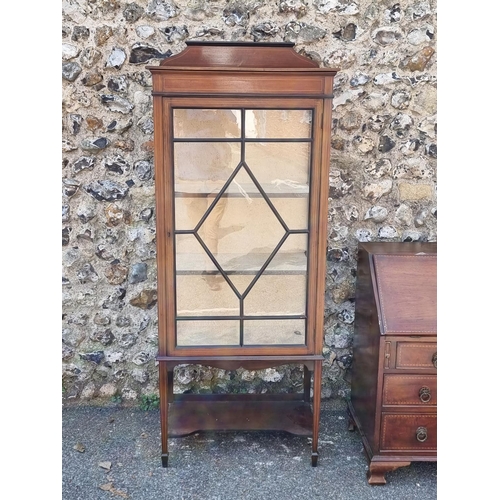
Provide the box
[348,242,437,484]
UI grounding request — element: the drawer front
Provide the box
[396,341,437,370]
[383,375,437,406]
[380,413,437,451]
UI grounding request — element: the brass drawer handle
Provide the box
[416,426,428,442]
[419,386,431,403]
[432,352,437,368]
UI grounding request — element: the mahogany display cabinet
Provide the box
[348,242,437,484]
[147,42,336,467]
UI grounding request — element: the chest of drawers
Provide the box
[348,242,437,484]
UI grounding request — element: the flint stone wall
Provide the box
[62,0,437,404]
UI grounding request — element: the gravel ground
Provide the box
[62,399,437,500]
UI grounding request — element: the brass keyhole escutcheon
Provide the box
[432,352,437,368]
[419,386,431,403]
[416,426,428,442]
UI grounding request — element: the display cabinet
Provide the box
[148,42,336,467]
[348,242,437,484]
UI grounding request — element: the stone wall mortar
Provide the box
[62,0,437,404]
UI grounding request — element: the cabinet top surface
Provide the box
[147,42,337,74]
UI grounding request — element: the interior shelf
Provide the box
[176,251,307,273]
[175,182,309,197]
[168,397,313,437]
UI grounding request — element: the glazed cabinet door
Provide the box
[157,98,325,356]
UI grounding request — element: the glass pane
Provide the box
[177,320,240,346]
[176,273,239,317]
[265,233,308,273]
[245,110,312,138]
[198,168,286,279]
[244,275,306,316]
[174,142,240,197]
[174,109,241,138]
[244,234,308,314]
[175,196,208,231]
[244,319,305,345]
[245,142,310,193]
[269,197,309,230]
[175,233,217,273]
[230,274,258,296]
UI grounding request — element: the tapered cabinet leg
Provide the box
[159,363,170,467]
[311,359,322,467]
[347,405,357,432]
[303,365,311,403]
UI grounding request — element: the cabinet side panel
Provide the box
[153,94,169,355]
[311,96,332,354]
[351,246,381,452]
